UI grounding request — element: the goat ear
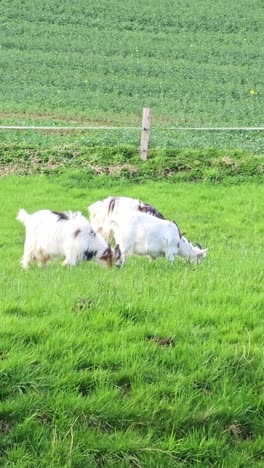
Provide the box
[197,248,208,259]
[114,244,121,260]
[195,242,203,249]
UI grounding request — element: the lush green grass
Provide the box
[1,0,264,151]
[0,174,263,466]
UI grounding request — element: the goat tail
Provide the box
[17,208,29,224]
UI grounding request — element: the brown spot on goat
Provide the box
[108,197,120,215]
[99,246,113,267]
[36,250,51,267]
[139,202,165,219]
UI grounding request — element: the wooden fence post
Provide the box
[140,107,152,160]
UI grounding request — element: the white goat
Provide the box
[88,196,164,242]
[17,209,115,269]
[108,211,207,267]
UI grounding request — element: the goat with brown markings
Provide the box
[88,196,165,243]
[17,209,117,268]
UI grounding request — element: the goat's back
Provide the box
[111,211,178,248]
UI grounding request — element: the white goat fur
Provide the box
[17,209,113,268]
[88,196,163,242]
[108,212,207,266]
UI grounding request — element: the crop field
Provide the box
[0,173,263,467]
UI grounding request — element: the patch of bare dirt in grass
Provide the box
[221,156,239,171]
[145,335,175,347]
[225,421,253,440]
[0,158,137,176]
[0,160,64,176]
[107,163,137,175]
[0,420,12,434]
[0,164,25,176]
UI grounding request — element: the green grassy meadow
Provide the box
[0,175,263,466]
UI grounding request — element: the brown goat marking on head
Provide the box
[73,228,81,238]
[100,246,112,258]
[138,203,165,219]
[99,246,113,266]
[51,211,69,221]
[108,197,120,215]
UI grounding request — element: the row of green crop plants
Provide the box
[1,0,263,127]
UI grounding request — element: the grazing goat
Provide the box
[88,196,164,242]
[17,209,115,269]
[108,212,207,267]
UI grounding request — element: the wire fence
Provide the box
[1,124,264,154]
[0,125,264,131]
